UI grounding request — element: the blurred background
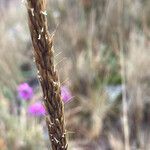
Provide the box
[0,0,150,149]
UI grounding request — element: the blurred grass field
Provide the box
[0,0,150,149]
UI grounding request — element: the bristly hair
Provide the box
[26,0,68,149]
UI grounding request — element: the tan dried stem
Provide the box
[26,0,68,149]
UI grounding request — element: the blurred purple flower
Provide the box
[28,102,46,116]
[17,83,33,100]
[61,86,72,103]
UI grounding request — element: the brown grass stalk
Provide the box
[26,0,68,149]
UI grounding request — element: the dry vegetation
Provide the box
[0,0,150,150]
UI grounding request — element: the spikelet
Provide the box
[26,0,68,149]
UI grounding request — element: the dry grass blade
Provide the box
[26,0,68,149]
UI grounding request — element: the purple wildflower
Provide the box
[61,86,72,103]
[17,83,33,100]
[27,102,46,116]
